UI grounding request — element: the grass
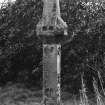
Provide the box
[0,83,42,105]
[0,83,105,105]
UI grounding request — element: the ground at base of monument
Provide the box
[0,83,104,105]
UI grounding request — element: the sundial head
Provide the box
[36,0,68,38]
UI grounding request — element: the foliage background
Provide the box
[0,0,105,95]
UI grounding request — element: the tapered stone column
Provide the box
[42,44,61,105]
[36,0,68,104]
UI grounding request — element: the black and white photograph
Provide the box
[0,0,105,105]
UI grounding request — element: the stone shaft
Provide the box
[43,44,61,105]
